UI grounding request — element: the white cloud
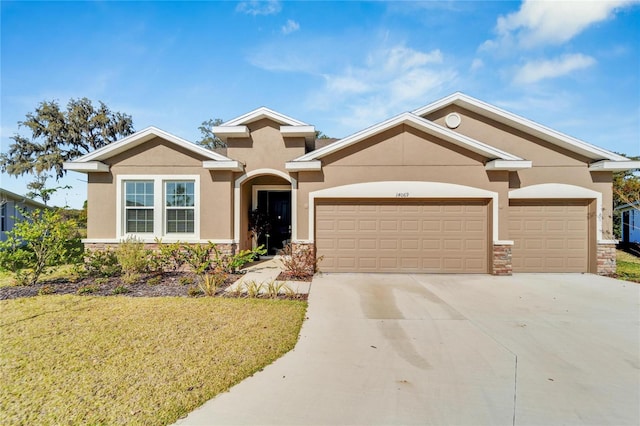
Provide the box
[309,44,456,130]
[470,58,484,72]
[236,0,281,16]
[489,0,636,49]
[514,53,596,84]
[281,19,300,35]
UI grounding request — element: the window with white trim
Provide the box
[125,181,154,233]
[120,175,199,239]
[165,181,195,233]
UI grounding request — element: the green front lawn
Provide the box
[0,296,306,425]
[617,250,640,283]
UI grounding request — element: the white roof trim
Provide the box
[280,125,316,141]
[211,126,250,140]
[485,160,532,171]
[413,92,628,162]
[202,160,244,172]
[294,112,523,162]
[67,126,234,164]
[62,161,110,173]
[223,107,309,126]
[285,161,322,171]
[588,160,640,171]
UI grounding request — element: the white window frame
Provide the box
[116,175,200,241]
[164,180,196,236]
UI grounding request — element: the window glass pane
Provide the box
[126,209,154,233]
[166,208,194,233]
[165,181,195,207]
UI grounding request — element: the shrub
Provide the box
[198,269,227,297]
[265,280,291,299]
[214,245,266,273]
[80,248,121,278]
[280,243,322,279]
[112,285,130,295]
[147,275,162,286]
[0,208,83,286]
[116,237,150,285]
[187,286,203,297]
[148,239,185,274]
[242,280,264,298]
[77,284,98,295]
[181,243,216,275]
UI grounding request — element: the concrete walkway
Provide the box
[177,273,640,426]
[225,256,311,295]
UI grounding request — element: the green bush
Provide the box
[116,237,150,285]
[0,208,82,285]
[214,245,266,273]
[112,285,130,295]
[148,239,185,274]
[80,248,121,278]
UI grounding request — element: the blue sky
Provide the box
[1,0,639,209]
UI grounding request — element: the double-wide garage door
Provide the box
[316,200,488,273]
[509,200,589,272]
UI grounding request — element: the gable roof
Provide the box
[213,107,316,143]
[222,107,309,126]
[287,111,531,172]
[63,126,243,173]
[412,92,629,162]
[1,188,48,209]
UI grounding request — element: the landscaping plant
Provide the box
[115,236,150,285]
[0,208,82,286]
[280,243,323,279]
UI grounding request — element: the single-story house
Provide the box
[616,201,640,243]
[64,92,640,275]
[1,188,48,242]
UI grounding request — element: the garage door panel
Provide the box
[509,200,589,273]
[317,200,488,273]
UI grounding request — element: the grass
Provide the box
[0,295,307,425]
[0,264,80,287]
[617,250,640,283]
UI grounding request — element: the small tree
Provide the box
[0,208,82,285]
[196,118,225,149]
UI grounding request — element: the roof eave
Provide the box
[285,160,322,172]
[589,160,640,171]
[202,160,245,172]
[485,160,533,171]
[62,161,110,173]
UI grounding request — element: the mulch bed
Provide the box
[0,271,314,301]
[0,272,243,301]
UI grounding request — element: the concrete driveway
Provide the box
[177,273,640,425]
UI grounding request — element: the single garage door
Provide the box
[316,199,488,273]
[509,200,589,272]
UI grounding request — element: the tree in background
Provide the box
[25,173,70,205]
[612,154,640,238]
[196,118,225,149]
[0,98,134,180]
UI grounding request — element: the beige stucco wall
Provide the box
[86,137,233,241]
[427,106,614,239]
[295,124,510,241]
[226,118,306,173]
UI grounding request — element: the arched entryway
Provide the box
[234,169,295,255]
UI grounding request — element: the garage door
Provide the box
[509,200,589,272]
[316,200,488,273]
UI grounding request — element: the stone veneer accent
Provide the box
[84,242,237,256]
[492,244,513,276]
[596,243,616,276]
[290,242,317,275]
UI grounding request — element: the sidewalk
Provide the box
[225,256,311,295]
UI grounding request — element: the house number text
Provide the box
[396,192,410,198]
